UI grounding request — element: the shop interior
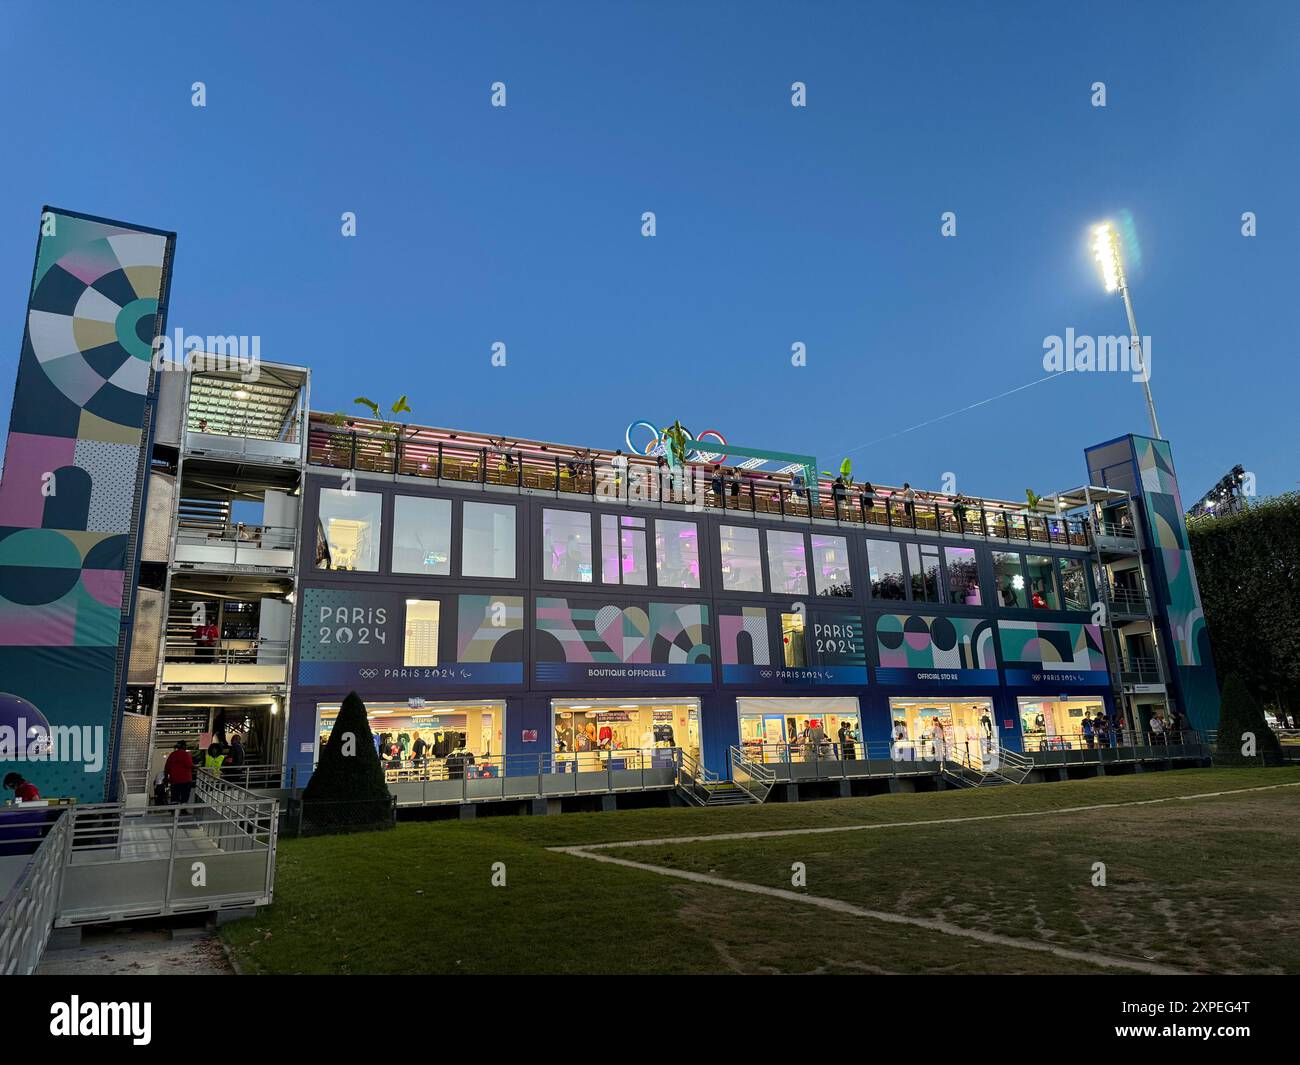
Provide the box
[316,700,504,780]
[888,697,996,761]
[737,696,862,762]
[551,698,700,770]
[1017,696,1107,750]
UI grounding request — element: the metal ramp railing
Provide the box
[55,771,277,927]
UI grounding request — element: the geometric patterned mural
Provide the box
[875,613,997,670]
[997,620,1107,671]
[0,208,174,800]
[536,597,711,664]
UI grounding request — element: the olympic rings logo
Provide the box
[625,421,728,464]
[358,668,379,679]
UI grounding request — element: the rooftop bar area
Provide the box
[305,413,1094,548]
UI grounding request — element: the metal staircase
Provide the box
[676,752,764,806]
[940,744,1034,788]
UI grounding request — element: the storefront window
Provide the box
[462,501,516,578]
[907,543,942,602]
[391,495,451,575]
[720,525,763,592]
[767,530,808,595]
[403,600,440,666]
[811,534,851,596]
[888,697,996,762]
[945,546,981,605]
[1018,696,1108,751]
[866,538,905,599]
[993,551,1026,608]
[543,508,592,582]
[317,700,502,780]
[1059,556,1089,611]
[1025,555,1059,610]
[780,611,806,666]
[316,488,382,572]
[601,514,648,586]
[552,699,700,769]
[736,697,862,763]
[655,519,700,588]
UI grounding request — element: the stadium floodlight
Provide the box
[1091,219,1162,439]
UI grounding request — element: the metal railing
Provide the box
[306,423,1091,547]
[728,747,777,803]
[1092,518,1136,540]
[56,782,278,926]
[1106,587,1152,615]
[0,807,70,975]
[1118,655,1164,685]
[174,522,298,564]
[1022,729,1208,766]
[351,748,685,807]
[159,639,290,685]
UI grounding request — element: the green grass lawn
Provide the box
[222,766,1300,975]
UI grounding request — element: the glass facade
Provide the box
[993,551,1026,608]
[316,488,382,572]
[811,533,852,597]
[391,495,451,575]
[866,538,905,599]
[543,508,593,582]
[601,514,648,586]
[766,529,808,595]
[403,599,440,666]
[1059,556,1089,611]
[1025,555,1059,610]
[655,519,700,588]
[720,525,763,592]
[907,543,942,603]
[462,501,516,578]
[945,546,981,605]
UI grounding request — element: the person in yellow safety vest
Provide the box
[204,742,226,777]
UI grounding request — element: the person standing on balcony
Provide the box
[902,483,917,524]
[859,480,876,514]
[1149,711,1166,745]
[164,741,194,805]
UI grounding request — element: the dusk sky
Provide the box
[1,0,1295,504]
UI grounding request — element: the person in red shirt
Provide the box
[164,741,196,805]
[3,772,40,802]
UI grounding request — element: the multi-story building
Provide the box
[0,209,1220,807]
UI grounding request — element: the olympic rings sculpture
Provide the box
[625,420,728,464]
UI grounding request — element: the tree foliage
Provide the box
[1189,492,1300,725]
[302,690,392,806]
[1214,673,1284,765]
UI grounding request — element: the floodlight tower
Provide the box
[1092,221,1161,439]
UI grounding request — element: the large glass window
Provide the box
[391,495,451,575]
[720,525,763,592]
[1025,555,1059,610]
[1059,556,1089,611]
[315,488,382,572]
[780,611,807,667]
[907,543,942,602]
[866,539,905,599]
[993,551,1026,608]
[601,514,648,586]
[811,534,852,597]
[403,600,440,666]
[462,501,516,579]
[543,509,593,582]
[655,519,700,589]
[945,546,981,605]
[766,530,808,596]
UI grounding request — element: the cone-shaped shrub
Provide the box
[303,690,391,804]
[1215,673,1284,766]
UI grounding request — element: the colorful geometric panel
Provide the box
[0,210,173,802]
[1135,436,1208,667]
[875,614,997,670]
[997,620,1106,671]
[536,597,711,665]
[456,594,524,662]
[718,606,770,666]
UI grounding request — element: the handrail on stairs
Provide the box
[728,746,776,804]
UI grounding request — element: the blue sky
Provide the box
[1,0,1295,504]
